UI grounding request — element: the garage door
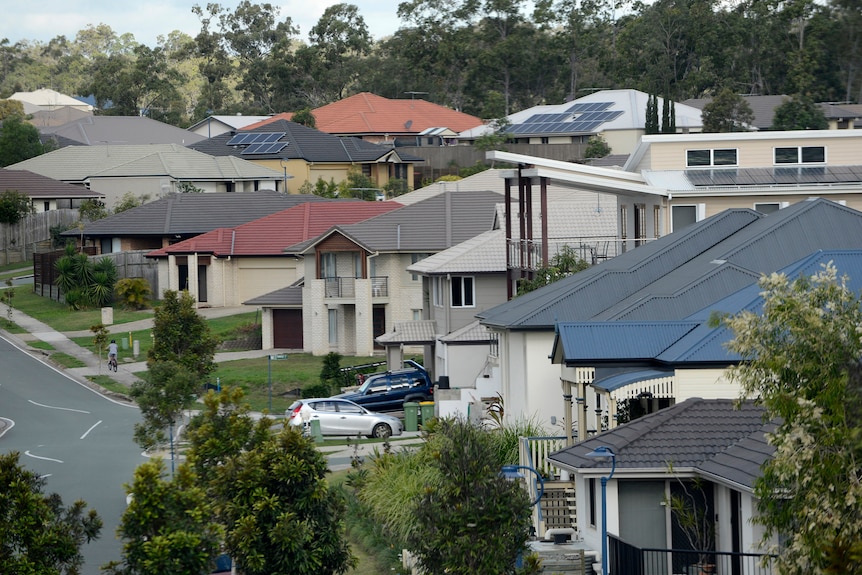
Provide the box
[273,309,303,349]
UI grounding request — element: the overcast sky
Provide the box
[2,0,403,47]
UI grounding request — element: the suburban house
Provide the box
[470,198,862,434]
[187,119,424,194]
[549,398,777,575]
[392,188,618,391]
[8,88,93,114]
[145,200,402,314]
[187,114,271,139]
[683,94,862,131]
[247,92,483,146]
[484,128,862,287]
[459,89,705,155]
[66,190,331,255]
[6,144,284,209]
[37,116,206,148]
[248,190,507,357]
[0,168,102,212]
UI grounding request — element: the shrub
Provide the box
[114,278,151,310]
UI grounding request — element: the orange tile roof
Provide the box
[244,93,482,135]
[148,200,402,257]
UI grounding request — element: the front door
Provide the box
[373,306,385,349]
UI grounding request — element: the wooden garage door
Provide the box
[273,309,303,349]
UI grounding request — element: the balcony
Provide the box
[323,276,388,299]
[610,535,776,575]
[507,236,656,270]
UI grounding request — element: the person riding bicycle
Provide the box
[107,339,118,365]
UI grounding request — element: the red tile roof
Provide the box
[147,200,402,257]
[244,93,483,136]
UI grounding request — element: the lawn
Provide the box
[0,262,31,282]
[7,287,155,331]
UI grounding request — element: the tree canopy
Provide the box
[701,88,755,132]
[724,264,862,574]
[0,451,103,575]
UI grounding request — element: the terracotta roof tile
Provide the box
[246,93,483,135]
[148,200,402,257]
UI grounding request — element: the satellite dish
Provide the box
[404,120,413,130]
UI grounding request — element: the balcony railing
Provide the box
[323,276,388,298]
[610,535,776,575]
[507,236,657,270]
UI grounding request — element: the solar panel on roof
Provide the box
[226,133,255,146]
[711,169,738,185]
[259,132,285,143]
[242,142,287,155]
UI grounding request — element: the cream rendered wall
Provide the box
[602,129,644,156]
[674,367,743,400]
[236,258,299,305]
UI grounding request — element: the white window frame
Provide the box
[774,146,826,165]
[320,252,336,279]
[432,276,444,308]
[450,276,475,308]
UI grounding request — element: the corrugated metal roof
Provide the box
[478,207,762,328]
[439,320,493,343]
[548,398,773,491]
[376,320,438,344]
[408,229,505,274]
[243,284,303,306]
[590,368,674,392]
[481,199,862,329]
[555,321,699,364]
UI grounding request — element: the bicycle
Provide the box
[108,355,118,372]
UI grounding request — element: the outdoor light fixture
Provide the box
[501,464,545,507]
[586,446,616,575]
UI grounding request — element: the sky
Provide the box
[1,0,404,47]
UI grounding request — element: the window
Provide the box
[634,203,646,247]
[320,253,336,279]
[432,276,444,307]
[774,146,825,164]
[588,478,597,527]
[412,309,422,321]
[328,309,338,344]
[450,276,475,308]
[671,204,706,231]
[754,202,788,214]
[353,253,363,278]
[653,205,661,238]
[361,164,372,177]
[393,164,408,180]
[411,253,429,281]
[686,148,737,167]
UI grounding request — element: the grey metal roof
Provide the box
[290,189,504,254]
[408,229,505,274]
[682,95,788,130]
[376,320,438,344]
[0,168,101,199]
[548,398,774,491]
[39,116,206,146]
[553,250,862,368]
[439,320,494,343]
[244,285,303,307]
[480,198,862,329]
[67,191,332,237]
[477,207,762,328]
[188,119,424,164]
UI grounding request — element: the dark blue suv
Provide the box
[334,361,433,412]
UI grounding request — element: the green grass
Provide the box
[8,287,155,332]
[71,312,262,363]
[0,320,27,334]
[50,352,86,368]
[0,262,31,282]
[209,354,379,413]
[28,340,55,351]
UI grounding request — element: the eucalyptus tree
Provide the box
[304,3,372,102]
[190,4,237,118]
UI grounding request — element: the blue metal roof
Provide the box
[591,368,675,392]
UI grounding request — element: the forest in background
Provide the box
[0,0,859,128]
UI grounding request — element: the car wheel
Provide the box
[371,422,392,439]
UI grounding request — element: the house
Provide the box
[473,198,862,432]
[254,190,507,357]
[548,398,777,575]
[247,93,483,146]
[6,144,284,209]
[38,116,206,148]
[683,94,862,130]
[459,89,704,155]
[396,188,617,391]
[8,88,93,113]
[67,190,331,255]
[187,115,271,139]
[0,168,102,212]
[146,200,402,315]
[188,119,424,194]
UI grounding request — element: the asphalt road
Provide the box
[0,334,145,575]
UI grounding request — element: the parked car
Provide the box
[334,362,433,412]
[285,398,403,438]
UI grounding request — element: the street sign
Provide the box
[269,353,288,360]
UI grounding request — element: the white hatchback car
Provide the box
[286,398,404,438]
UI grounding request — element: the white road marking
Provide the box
[24,450,63,463]
[80,420,102,439]
[0,417,14,438]
[28,400,90,414]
